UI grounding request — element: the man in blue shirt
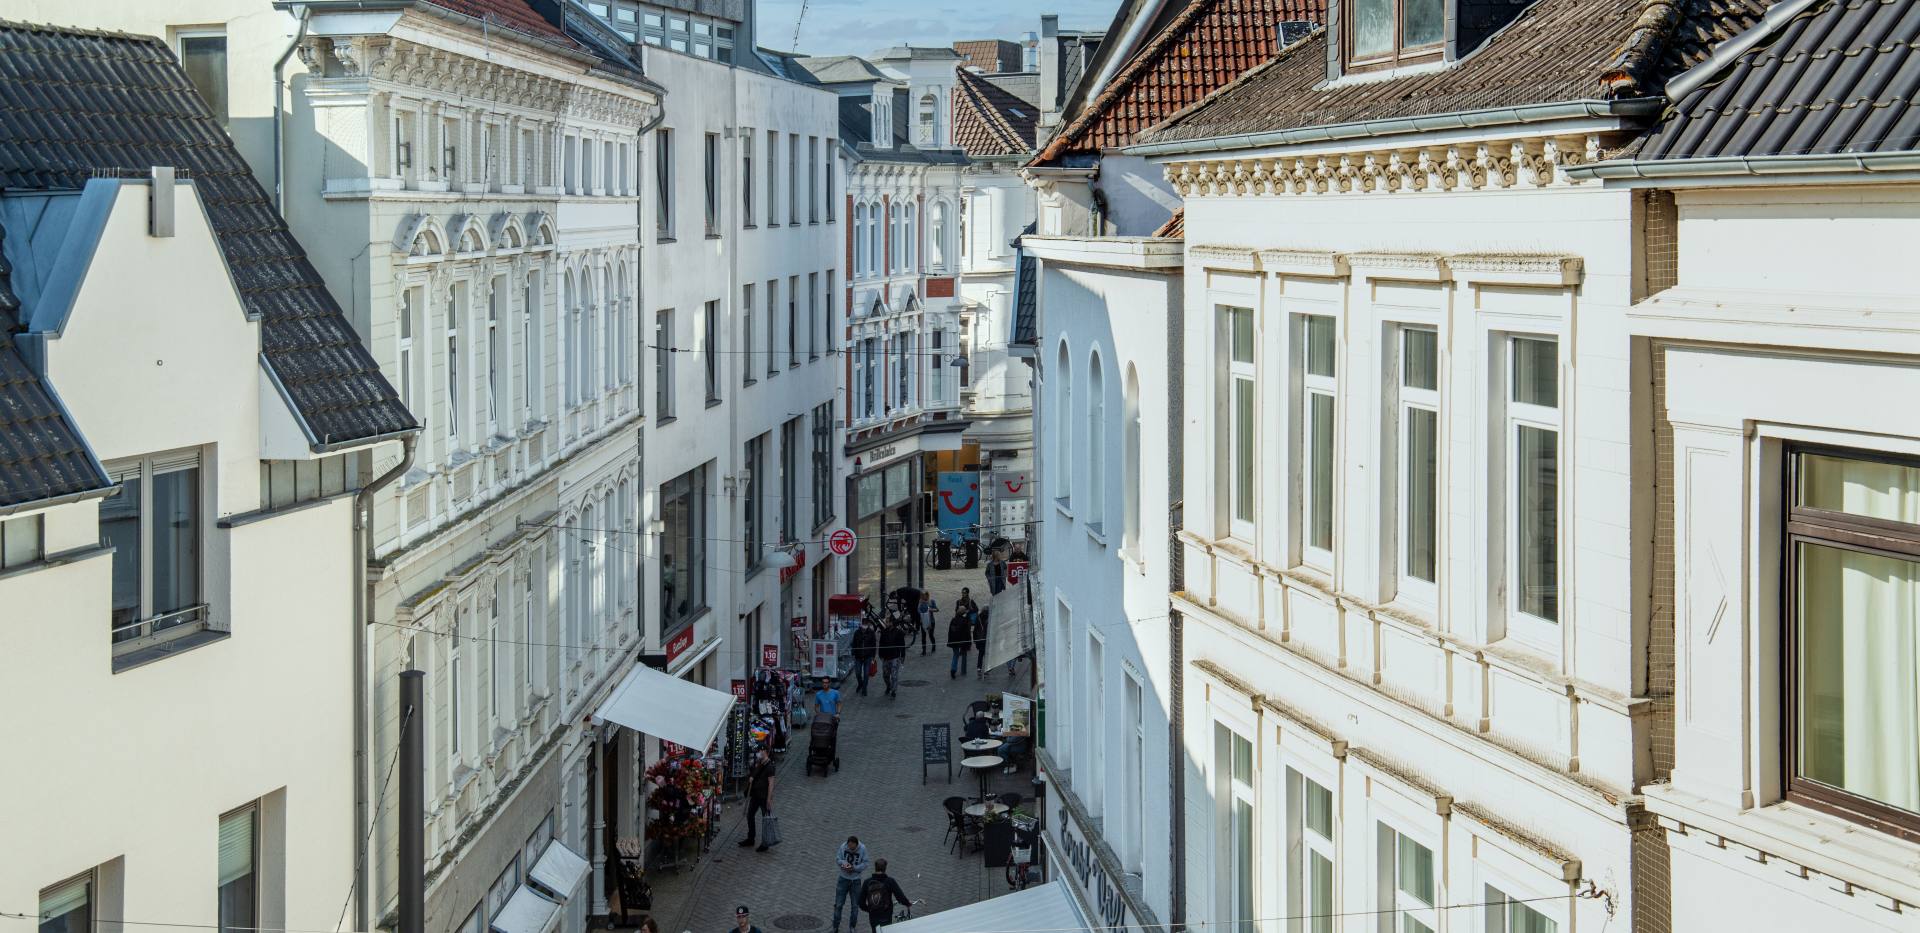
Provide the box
[814,678,842,720]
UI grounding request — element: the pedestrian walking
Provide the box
[954,586,979,622]
[831,836,871,933]
[878,618,908,698]
[858,859,912,932]
[850,619,878,697]
[737,749,775,852]
[946,608,974,678]
[814,678,842,720]
[916,591,939,656]
[973,605,990,679]
[729,906,765,933]
[985,555,1006,596]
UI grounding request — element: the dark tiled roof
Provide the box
[0,222,108,509]
[1630,0,1920,161]
[1033,0,1327,163]
[1012,222,1039,347]
[953,67,1039,156]
[0,21,416,449]
[1141,0,1776,146]
[1152,208,1185,238]
[425,0,574,46]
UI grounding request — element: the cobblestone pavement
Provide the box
[647,566,1035,933]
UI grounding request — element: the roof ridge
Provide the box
[1602,0,1689,96]
[0,16,164,44]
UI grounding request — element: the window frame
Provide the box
[104,450,208,652]
[1213,718,1256,933]
[1503,334,1561,652]
[741,283,756,386]
[654,309,674,420]
[703,132,720,237]
[654,128,673,241]
[1395,325,1440,610]
[741,129,755,228]
[1286,766,1338,933]
[1782,442,1920,842]
[1341,0,1444,74]
[704,299,720,404]
[1224,306,1256,541]
[175,28,230,127]
[1375,818,1439,933]
[216,803,259,933]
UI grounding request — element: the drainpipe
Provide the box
[354,434,417,933]
[274,4,313,216]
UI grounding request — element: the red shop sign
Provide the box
[762,644,780,668]
[730,679,749,701]
[779,547,809,584]
[664,626,695,662]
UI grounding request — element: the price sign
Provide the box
[810,637,838,678]
[761,644,780,669]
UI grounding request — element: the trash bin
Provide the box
[964,539,980,568]
[935,538,952,569]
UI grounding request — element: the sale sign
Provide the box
[761,644,780,669]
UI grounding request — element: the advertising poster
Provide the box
[936,472,981,541]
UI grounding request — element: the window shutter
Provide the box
[219,807,256,886]
[152,452,201,474]
[39,875,89,919]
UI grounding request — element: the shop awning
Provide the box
[489,886,560,933]
[592,660,735,752]
[527,839,590,900]
[982,583,1035,672]
[888,883,1088,933]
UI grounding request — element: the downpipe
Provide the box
[273,4,312,216]
[354,434,417,933]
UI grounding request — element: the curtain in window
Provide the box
[1799,542,1920,811]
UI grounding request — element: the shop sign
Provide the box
[1007,560,1030,585]
[779,546,809,583]
[729,679,749,701]
[828,527,857,556]
[761,644,780,669]
[1058,805,1133,931]
[810,637,839,679]
[664,626,695,663]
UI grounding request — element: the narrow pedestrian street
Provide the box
[648,566,1035,933]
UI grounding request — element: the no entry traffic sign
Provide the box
[827,526,857,557]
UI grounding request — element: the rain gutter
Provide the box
[1122,98,1664,159]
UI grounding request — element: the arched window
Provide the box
[889,204,901,273]
[1088,351,1105,533]
[616,262,632,386]
[601,266,616,392]
[1055,340,1073,508]
[929,201,948,270]
[917,93,936,145]
[854,204,869,275]
[905,202,917,271]
[601,487,616,631]
[1124,365,1141,554]
[564,270,581,407]
[872,205,884,275]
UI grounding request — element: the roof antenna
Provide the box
[790,0,809,52]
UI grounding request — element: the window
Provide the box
[489,575,504,728]
[486,281,502,431]
[930,330,946,404]
[765,280,778,377]
[1485,886,1557,933]
[523,272,542,420]
[788,134,800,224]
[1083,633,1105,813]
[905,202,917,271]
[811,401,835,528]
[1087,353,1106,534]
[217,805,257,933]
[39,872,92,933]
[523,567,537,689]
[825,150,835,222]
[894,333,912,410]
[447,287,463,442]
[1506,336,1559,643]
[861,338,878,419]
[1376,823,1436,933]
[442,116,461,183]
[1054,342,1073,509]
[741,131,755,226]
[780,418,800,543]
[1300,314,1337,564]
[788,275,799,367]
[103,452,204,649]
[825,271,836,353]
[178,32,229,126]
[1224,308,1255,538]
[655,310,674,419]
[654,128,673,239]
[1286,769,1336,933]
[668,16,687,52]
[1398,327,1439,604]
[743,435,764,570]
[807,273,819,359]
[704,133,720,236]
[930,201,948,270]
[808,137,819,222]
[1345,0,1443,71]
[451,608,466,762]
[659,466,708,634]
[917,93,936,144]
[1123,672,1145,872]
[869,205,883,276]
[741,284,756,385]
[766,131,779,225]
[602,267,617,393]
[1,513,45,568]
[564,272,581,408]
[704,300,720,403]
[854,205,869,275]
[1124,369,1142,554]
[1787,447,1920,838]
[1214,722,1254,933]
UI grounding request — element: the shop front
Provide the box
[846,424,966,605]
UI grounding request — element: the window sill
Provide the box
[706,233,723,241]
[111,624,228,674]
[1085,523,1107,547]
[655,236,677,244]
[744,223,757,230]
[706,397,723,409]
[656,415,677,426]
[1053,498,1073,520]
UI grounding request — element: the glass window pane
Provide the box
[103,475,144,634]
[1396,834,1433,904]
[218,807,257,933]
[1234,378,1255,523]
[1406,408,1438,582]
[1797,453,1920,524]
[1511,337,1557,408]
[39,877,90,933]
[1515,426,1558,622]
[1234,799,1254,933]
[1796,541,1920,812]
[1305,777,1333,837]
[1403,0,1444,47]
[1402,328,1437,391]
[152,466,201,619]
[180,36,229,125]
[1351,0,1394,58]
[1310,393,1335,550]
[1306,315,1336,378]
[1232,733,1252,783]
[1230,308,1254,364]
[1308,853,1333,933]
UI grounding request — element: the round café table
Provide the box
[964,802,1009,819]
[961,754,1005,803]
[961,738,1004,754]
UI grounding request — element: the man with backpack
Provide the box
[850,619,878,697]
[877,618,908,698]
[859,858,912,931]
[946,608,974,679]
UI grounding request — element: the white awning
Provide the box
[592,661,735,752]
[982,583,1035,672]
[489,886,559,933]
[527,840,590,901]
[887,883,1088,933]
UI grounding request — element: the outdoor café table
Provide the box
[964,802,1010,819]
[961,754,1005,802]
[961,738,1004,754]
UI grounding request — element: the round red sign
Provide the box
[828,527,857,556]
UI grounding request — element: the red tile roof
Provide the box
[1151,208,1184,238]
[423,0,572,45]
[1032,0,1324,164]
[952,67,1039,156]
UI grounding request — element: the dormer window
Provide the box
[1345,0,1443,71]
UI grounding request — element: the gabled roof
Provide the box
[1032,0,1325,164]
[953,68,1039,157]
[1138,0,1776,148]
[0,20,417,451]
[1625,0,1920,164]
[0,221,109,510]
[790,55,894,85]
[425,0,574,45]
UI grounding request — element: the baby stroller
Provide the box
[805,718,840,775]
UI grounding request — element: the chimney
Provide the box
[1038,15,1061,126]
[149,166,175,238]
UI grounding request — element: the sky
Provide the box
[756,0,1115,59]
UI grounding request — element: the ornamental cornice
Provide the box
[1346,252,1450,281]
[1448,253,1583,287]
[300,35,652,125]
[1257,249,1348,278]
[1187,244,1260,272]
[1164,134,1602,198]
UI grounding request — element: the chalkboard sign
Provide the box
[922,722,952,784]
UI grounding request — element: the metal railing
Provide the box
[110,604,214,656]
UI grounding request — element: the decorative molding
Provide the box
[1347,251,1450,282]
[1187,243,1260,272]
[1450,253,1584,288]
[1164,134,1602,198]
[1257,248,1349,278]
[298,35,653,128]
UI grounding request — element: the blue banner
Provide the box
[935,472,980,541]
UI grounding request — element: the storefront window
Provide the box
[660,467,709,636]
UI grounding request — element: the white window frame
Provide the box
[1054,340,1074,512]
[1395,324,1440,610]
[104,449,209,650]
[1213,714,1257,933]
[446,285,463,444]
[1373,815,1440,933]
[1087,350,1106,536]
[1478,869,1564,933]
[1502,333,1561,653]
[1298,313,1337,570]
[1123,670,1145,873]
[1082,628,1105,816]
[1285,764,1338,933]
[398,286,417,414]
[449,607,466,773]
[1224,307,1256,541]
[486,278,503,434]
